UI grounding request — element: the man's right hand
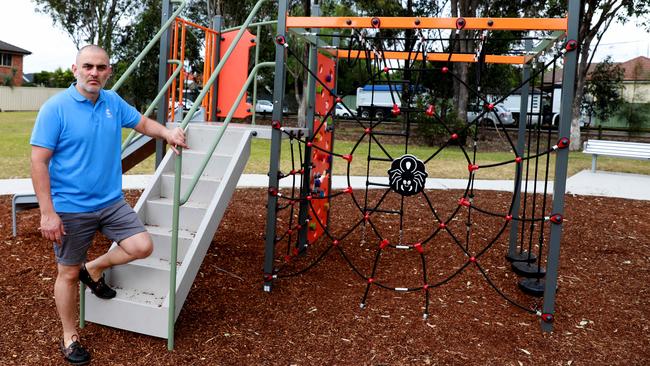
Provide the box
[40,212,66,245]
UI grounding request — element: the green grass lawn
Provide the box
[2,111,649,179]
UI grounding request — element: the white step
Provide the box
[171,150,233,179]
[159,173,221,203]
[145,225,194,262]
[183,126,244,154]
[144,198,207,232]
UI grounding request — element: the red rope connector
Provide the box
[379,239,389,249]
[469,256,477,263]
[505,214,513,222]
[486,103,495,111]
[423,284,429,291]
[368,277,375,283]
[268,187,278,196]
[556,137,570,149]
[441,66,449,74]
[344,186,353,194]
[275,35,286,45]
[565,39,577,52]
[541,313,554,323]
[365,127,372,135]
[391,104,401,116]
[364,213,370,222]
[333,239,339,247]
[456,17,466,30]
[271,120,281,129]
[450,133,459,140]
[425,104,435,116]
[263,273,273,281]
[549,213,564,224]
[342,154,353,162]
[468,164,479,172]
[306,195,312,201]
[307,141,313,147]
[458,197,471,207]
[292,248,299,256]
[439,222,446,229]
[371,17,381,28]
[336,97,342,103]
[383,66,389,73]
[414,242,424,254]
[287,229,293,235]
[515,156,523,164]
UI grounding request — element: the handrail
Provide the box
[121,60,183,152]
[221,20,277,33]
[111,0,188,92]
[167,0,269,350]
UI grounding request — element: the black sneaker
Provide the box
[79,264,116,299]
[60,336,91,365]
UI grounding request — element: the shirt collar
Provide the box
[68,83,105,104]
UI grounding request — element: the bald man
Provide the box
[30,45,187,365]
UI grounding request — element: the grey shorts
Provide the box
[54,199,146,265]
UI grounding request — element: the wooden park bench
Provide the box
[583,139,650,173]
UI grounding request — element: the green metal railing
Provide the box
[79,0,189,330]
[167,0,269,350]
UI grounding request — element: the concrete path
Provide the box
[2,170,649,201]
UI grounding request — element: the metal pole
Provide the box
[211,15,223,122]
[297,3,321,252]
[156,0,174,167]
[541,0,580,332]
[507,38,532,261]
[251,24,261,125]
[263,0,289,292]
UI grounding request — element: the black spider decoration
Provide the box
[388,154,428,196]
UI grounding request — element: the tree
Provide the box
[545,0,650,149]
[584,56,624,122]
[33,0,141,56]
[31,68,75,87]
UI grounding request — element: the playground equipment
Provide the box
[79,0,580,350]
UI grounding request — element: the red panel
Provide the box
[217,29,255,119]
[308,53,337,244]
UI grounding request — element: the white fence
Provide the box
[0,86,65,111]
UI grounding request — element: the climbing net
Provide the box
[266,21,573,321]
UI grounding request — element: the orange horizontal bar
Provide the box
[176,17,219,34]
[288,17,567,31]
[337,50,527,65]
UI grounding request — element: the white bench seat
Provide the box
[583,139,650,172]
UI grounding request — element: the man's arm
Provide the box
[133,115,188,154]
[31,146,65,244]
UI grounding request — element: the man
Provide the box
[30,45,188,365]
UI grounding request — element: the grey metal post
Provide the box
[263,0,289,292]
[155,0,173,167]
[251,25,261,125]
[211,16,224,122]
[507,38,532,261]
[297,4,321,252]
[541,0,580,332]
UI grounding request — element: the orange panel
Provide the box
[287,17,567,31]
[336,50,526,64]
[216,29,255,119]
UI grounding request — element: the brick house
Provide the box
[0,40,32,86]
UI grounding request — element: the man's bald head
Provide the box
[76,45,109,64]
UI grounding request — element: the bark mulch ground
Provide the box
[0,188,648,365]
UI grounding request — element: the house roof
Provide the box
[543,56,650,84]
[0,40,32,55]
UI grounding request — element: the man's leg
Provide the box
[55,263,81,347]
[85,231,153,280]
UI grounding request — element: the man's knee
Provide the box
[57,264,81,283]
[121,232,153,259]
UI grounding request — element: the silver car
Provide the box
[467,103,515,126]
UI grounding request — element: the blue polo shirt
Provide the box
[30,84,142,213]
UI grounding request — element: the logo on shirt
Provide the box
[105,108,113,119]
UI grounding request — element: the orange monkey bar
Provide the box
[336,50,528,65]
[286,17,567,31]
[168,17,219,120]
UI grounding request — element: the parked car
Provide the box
[467,103,515,126]
[335,103,352,117]
[254,99,289,114]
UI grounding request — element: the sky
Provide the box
[2,0,650,74]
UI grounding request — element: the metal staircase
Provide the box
[83,125,253,338]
